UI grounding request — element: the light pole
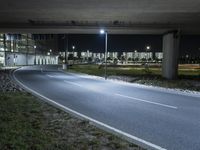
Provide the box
[49,49,52,64]
[145,46,151,68]
[134,50,137,63]
[87,50,90,62]
[72,45,75,64]
[146,46,151,62]
[198,48,200,77]
[34,45,36,65]
[146,46,151,60]
[65,34,69,68]
[100,29,108,80]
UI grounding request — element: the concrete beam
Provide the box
[0,23,200,34]
[162,30,180,79]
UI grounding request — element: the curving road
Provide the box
[13,66,200,150]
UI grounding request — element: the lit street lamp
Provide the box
[100,29,108,80]
[49,49,52,64]
[72,45,75,64]
[146,46,151,58]
[146,46,151,60]
[145,45,151,69]
[134,50,137,63]
[34,45,36,65]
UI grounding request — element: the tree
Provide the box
[128,57,132,61]
[113,58,118,65]
[68,54,73,60]
[121,56,125,64]
[88,57,92,62]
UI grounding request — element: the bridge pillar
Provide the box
[162,30,180,79]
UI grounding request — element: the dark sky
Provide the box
[58,34,200,57]
[180,35,200,57]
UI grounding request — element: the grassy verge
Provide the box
[0,92,143,150]
[69,64,161,77]
[68,64,200,91]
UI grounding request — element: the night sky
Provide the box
[58,34,200,57]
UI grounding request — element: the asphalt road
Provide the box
[13,66,200,150]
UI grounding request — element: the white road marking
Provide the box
[64,80,83,87]
[64,80,104,93]
[13,68,166,150]
[64,80,177,110]
[115,93,178,109]
[47,74,54,78]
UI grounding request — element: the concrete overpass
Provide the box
[1,0,200,79]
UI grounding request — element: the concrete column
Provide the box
[162,30,180,79]
[3,34,6,66]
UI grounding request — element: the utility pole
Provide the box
[65,34,69,69]
[3,34,6,66]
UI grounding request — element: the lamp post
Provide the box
[72,45,75,64]
[146,46,151,62]
[34,45,36,65]
[145,46,151,68]
[146,46,151,60]
[198,48,200,77]
[65,34,69,68]
[50,49,52,64]
[87,50,90,62]
[134,50,137,63]
[100,29,108,80]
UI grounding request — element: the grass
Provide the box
[69,64,161,77]
[0,92,143,150]
[0,92,51,150]
[135,78,200,91]
[68,64,200,91]
[69,64,200,78]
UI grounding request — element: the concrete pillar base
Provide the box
[162,30,180,79]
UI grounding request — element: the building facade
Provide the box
[59,50,163,64]
[0,34,58,66]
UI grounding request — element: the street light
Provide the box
[146,46,150,50]
[145,45,151,69]
[198,48,200,77]
[49,49,52,64]
[100,29,108,80]
[72,45,75,64]
[87,50,90,62]
[34,45,36,65]
[146,46,151,62]
[65,34,69,68]
[134,50,137,63]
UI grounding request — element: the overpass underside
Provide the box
[1,0,200,79]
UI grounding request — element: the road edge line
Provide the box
[12,68,166,150]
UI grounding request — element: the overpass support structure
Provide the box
[162,30,180,79]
